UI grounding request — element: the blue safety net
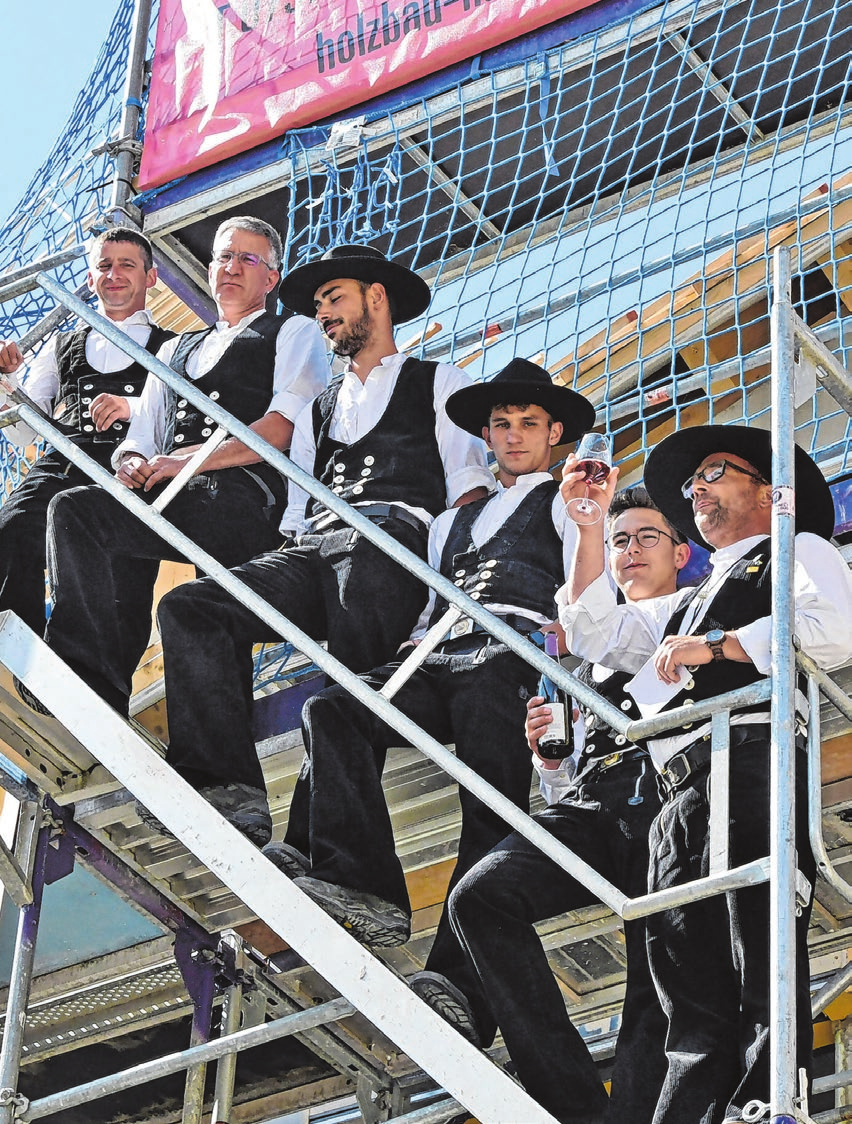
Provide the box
[263,0,852,485]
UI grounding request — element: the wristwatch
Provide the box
[705,628,726,661]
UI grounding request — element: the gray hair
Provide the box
[213,216,283,270]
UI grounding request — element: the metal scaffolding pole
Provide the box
[769,246,801,1121]
[0,804,47,1124]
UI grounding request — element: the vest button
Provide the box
[470,591,481,600]
[485,559,498,568]
[364,455,375,466]
[82,409,90,418]
[176,411,186,419]
[479,570,492,579]
[361,468,371,477]
[203,416,213,425]
[81,396,92,404]
[124,384,134,393]
[614,734,627,746]
[333,476,345,485]
[82,383,94,390]
[210,391,220,401]
[177,399,187,408]
[174,434,185,443]
[474,581,487,591]
[112,422,122,431]
[83,424,94,432]
[455,570,466,577]
[334,462,346,472]
[586,716,596,730]
[352,485,364,495]
[620,699,632,711]
[332,486,343,494]
[455,579,465,586]
[585,742,596,754]
[685,678,695,690]
[201,428,212,437]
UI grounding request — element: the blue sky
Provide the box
[0,0,120,227]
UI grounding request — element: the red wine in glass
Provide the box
[565,434,613,525]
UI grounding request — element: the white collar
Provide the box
[214,308,268,332]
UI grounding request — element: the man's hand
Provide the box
[560,452,619,514]
[136,452,194,490]
[526,695,564,770]
[90,393,130,433]
[652,635,710,684]
[0,340,24,376]
[116,454,157,490]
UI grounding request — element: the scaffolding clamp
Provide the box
[0,1089,29,1113]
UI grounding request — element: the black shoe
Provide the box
[293,876,411,948]
[408,971,482,1047]
[136,783,272,847]
[262,840,310,879]
[13,676,53,717]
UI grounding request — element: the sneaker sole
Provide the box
[409,973,482,1047]
[295,877,410,948]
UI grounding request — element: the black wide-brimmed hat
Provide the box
[278,244,431,324]
[446,358,596,439]
[644,424,835,549]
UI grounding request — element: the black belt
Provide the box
[434,615,542,654]
[578,746,645,781]
[312,503,427,537]
[658,723,792,796]
[658,737,712,794]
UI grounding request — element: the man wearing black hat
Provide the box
[150,244,494,843]
[556,425,852,1123]
[264,358,594,1053]
[449,480,691,1124]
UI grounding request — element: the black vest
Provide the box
[53,324,173,452]
[165,310,291,499]
[573,660,645,776]
[429,480,564,626]
[308,357,446,522]
[660,539,772,727]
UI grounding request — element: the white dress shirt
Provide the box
[1,309,158,447]
[535,587,685,801]
[281,351,494,535]
[559,532,852,769]
[409,473,577,641]
[113,310,328,464]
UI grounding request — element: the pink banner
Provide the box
[139,0,595,190]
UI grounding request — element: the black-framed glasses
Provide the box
[212,250,274,270]
[607,527,681,553]
[680,459,767,499]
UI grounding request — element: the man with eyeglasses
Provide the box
[542,425,851,1124]
[449,475,692,1124]
[36,216,328,737]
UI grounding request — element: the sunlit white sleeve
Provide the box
[736,532,852,674]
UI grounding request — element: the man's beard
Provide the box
[330,301,371,357]
[695,499,724,533]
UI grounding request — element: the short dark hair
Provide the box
[90,227,154,273]
[608,484,687,544]
[214,216,283,270]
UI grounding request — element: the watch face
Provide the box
[706,629,725,644]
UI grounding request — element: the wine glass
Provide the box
[564,433,612,525]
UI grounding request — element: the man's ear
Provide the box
[757,482,774,510]
[674,542,691,571]
[482,424,493,451]
[549,421,564,446]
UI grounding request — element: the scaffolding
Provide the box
[2,0,852,1119]
[0,246,849,1122]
